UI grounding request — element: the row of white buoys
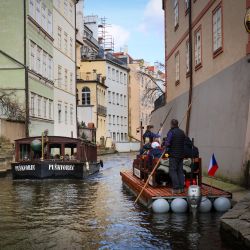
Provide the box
[152,197,231,213]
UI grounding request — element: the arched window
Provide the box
[82,87,90,105]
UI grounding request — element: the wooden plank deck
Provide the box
[120,170,232,200]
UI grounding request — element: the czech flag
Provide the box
[208,153,219,176]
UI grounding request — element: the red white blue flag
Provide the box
[208,153,219,176]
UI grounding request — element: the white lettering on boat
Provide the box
[134,168,141,178]
[48,164,74,171]
[15,165,35,171]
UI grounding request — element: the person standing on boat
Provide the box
[143,125,161,144]
[164,119,186,194]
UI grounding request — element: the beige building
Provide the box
[152,0,250,184]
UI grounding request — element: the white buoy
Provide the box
[213,197,231,212]
[171,198,188,213]
[152,199,170,213]
[199,197,212,213]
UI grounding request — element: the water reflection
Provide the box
[0,153,246,250]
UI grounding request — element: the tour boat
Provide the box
[11,136,102,179]
[120,154,232,213]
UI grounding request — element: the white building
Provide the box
[53,0,76,137]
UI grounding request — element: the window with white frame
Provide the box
[108,114,111,125]
[43,98,47,118]
[64,32,68,54]
[58,27,62,49]
[120,72,122,83]
[37,96,41,117]
[42,51,47,77]
[48,10,52,35]
[64,0,68,15]
[58,65,62,87]
[82,87,90,105]
[36,0,41,24]
[65,105,68,124]
[117,116,119,125]
[70,37,73,58]
[124,73,126,85]
[49,100,53,119]
[112,69,115,81]
[48,55,52,80]
[120,73,123,84]
[30,93,35,116]
[186,40,190,73]
[120,94,123,106]
[213,6,222,53]
[70,105,73,125]
[113,115,115,125]
[108,66,111,79]
[70,72,73,92]
[30,41,36,71]
[108,91,111,103]
[116,70,119,82]
[175,52,180,83]
[58,103,62,123]
[121,133,124,141]
[194,28,202,67]
[174,0,179,28]
[36,46,41,74]
[41,3,46,30]
[124,117,127,126]
[124,95,127,107]
[64,69,68,90]
[121,116,123,126]
[29,0,35,18]
[116,93,119,105]
[112,92,115,104]
[69,3,73,22]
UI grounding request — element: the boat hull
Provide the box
[11,161,100,179]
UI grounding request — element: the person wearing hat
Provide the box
[147,141,163,169]
[164,119,186,194]
[143,125,161,144]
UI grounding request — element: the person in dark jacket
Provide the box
[164,119,186,194]
[143,125,161,144]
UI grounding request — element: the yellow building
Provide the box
[77,68,107,145]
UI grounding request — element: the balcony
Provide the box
[97,105,107,117]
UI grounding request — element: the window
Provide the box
[82,87,90,105]
[30,93,35,116]
[65,105,68,124]
[30,41,36,71]
[186,40,190,74]
[113,115,115,125]
[116,70,119,82]
[116,93,119,105]
[41,3,46,30]
[117,116,119,125]
[49,100,53,119]
[185,0,189,13]
[48,10,52,35]
[174,0,179,29]
[120,73,123,84]
[213,5,222,55]
[121,133,124,141]
[125,133,128,141]
[36,0,41,24]
[58,27,62,49]
[37,96,41,117]
[64,69,68,90]
[113,132,116,141]
[175,52,180,84]
[43,98,47,118]
[112,69,115,81]
[108,66,111,79]
[29,0,35,18]
[117,133,120,142]
[124,117,127,126]
[48,55,52,80]
[70,105,73,125]
[58,103,62,123]
[121,116,123,126]
[124,73,127,85]
[64,32,68,54]
[70,37,73,58]
[69,3,73,21]
[36,46,41,74]
[124,95,127,107]
[42,51,47,77]
[120,72,122,84]
[108,91,111,103]
[64,0,68,15]
[112,92,115,104]
[194,27,202,68]
[120,94,123,106]
[70,72,73,92]
[58,65,62,87]
[108,114,111,125]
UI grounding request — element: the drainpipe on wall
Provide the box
[24,0,29,137]
[75,2,78,138]
[186,0,193,136]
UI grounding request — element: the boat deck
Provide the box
[120,170,232,203]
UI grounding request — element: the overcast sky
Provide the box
[84,0,164,65]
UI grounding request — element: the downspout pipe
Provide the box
[24,0,29,137]
[186,0,193,136]
[75,2,78,138]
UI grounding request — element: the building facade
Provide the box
[153,0,250,184]
[53,0,77,138]
[0,0,54,137]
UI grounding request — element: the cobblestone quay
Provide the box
[221,192,250,249]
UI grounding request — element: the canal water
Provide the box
[0,153,246,250]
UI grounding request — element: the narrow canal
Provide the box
[0,153,245,250]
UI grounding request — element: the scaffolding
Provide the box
[98,17,114,53]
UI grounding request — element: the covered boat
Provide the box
[11,136,102,179]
